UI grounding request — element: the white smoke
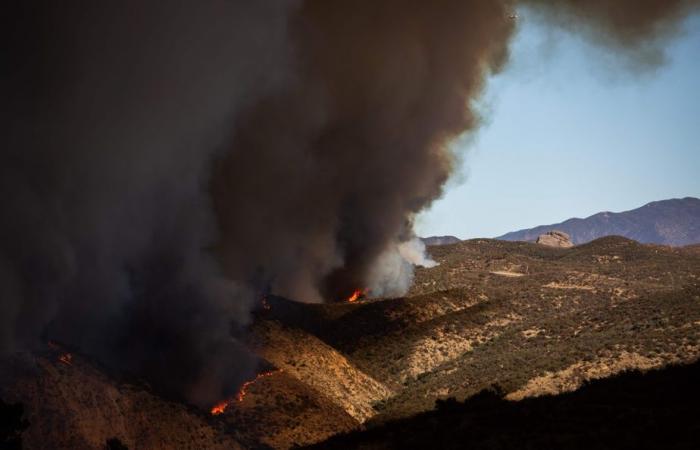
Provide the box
[367,238,438,298]
[398,238,439,269]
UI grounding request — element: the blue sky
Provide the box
[417,11,700,239]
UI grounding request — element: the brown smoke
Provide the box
[523,0,700,65]
[1,0,295,407]
[213,0,699,302]
[213,0,515,302]
[1,0,697,406]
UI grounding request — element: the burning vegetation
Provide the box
[347,289,367,303]
[210,400,228,416]
[210,369,282,416]
[47,341,73,366]
[58,353,73,366]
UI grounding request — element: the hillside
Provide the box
[0,351,245,450]
[304,237,700,424]
[307,360,700,450]
[253,237,700,439]
[497,197,700,246]
[2,237,699,449]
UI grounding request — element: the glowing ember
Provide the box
[347,289,366,303]
[47,341,73,365]
[261,297,271,310]
[210,400,228,416]
[210,369,281,415]
[236,370,279,402]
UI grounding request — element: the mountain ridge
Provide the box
[497,197,700,246]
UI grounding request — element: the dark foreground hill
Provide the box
[307,360,700,450]
[498,197,700,246]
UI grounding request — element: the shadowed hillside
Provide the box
[306,361,700,450]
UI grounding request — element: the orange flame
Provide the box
[210,400,228,416]
[59,353,73,366]
[210,369,282,415]
[347,289,366,303]
[48,341,73,366]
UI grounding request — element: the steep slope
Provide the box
[248,320,393,423]
[217,368,359,450]
[497,197,700,246]
[1,346,360,450]
[0,352,245,450]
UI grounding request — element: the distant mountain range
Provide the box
[497,197,700,246]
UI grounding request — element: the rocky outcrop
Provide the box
[536,231,573,248]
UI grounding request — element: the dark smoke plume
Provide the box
[523,0,700,66]
[212,0,515,302]
[1,0,295,406]
[1,0,697,406]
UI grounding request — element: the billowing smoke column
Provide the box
[214,0,700,303]
[1,0,296,406]
[1,0,697,406]
[212,0,515,303]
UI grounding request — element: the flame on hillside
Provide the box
[210,369,282,415]
[347,289,366,303]
[210,400,228,416]
[47,341,73,366]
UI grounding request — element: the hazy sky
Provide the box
[417,11,700,240]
